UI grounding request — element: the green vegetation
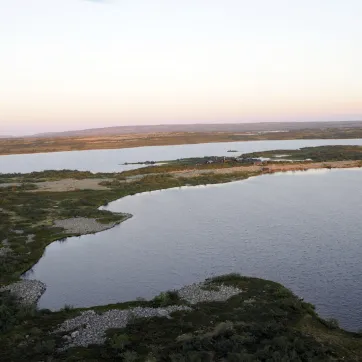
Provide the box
[2,275,362,361]
[0,169,111,182]
[0,291,79,362]
[0,169,259,285]
[59,275,362,361]
[2,145,362,360]
[242,145,362,162]
[120,158,257,178]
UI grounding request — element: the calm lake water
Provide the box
[24,168,362,331]
[2,138,362,173]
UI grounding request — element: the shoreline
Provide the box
[4,273,362,360]
[5,162,362,278]
[1,133,362,156]
[3,157,362,358]
[8,163,362,311]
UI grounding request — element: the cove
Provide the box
[24,168,362,331]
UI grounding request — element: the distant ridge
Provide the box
[30,121,362,138]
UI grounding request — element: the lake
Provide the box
[2,138,362,173]
[24,168,362,331]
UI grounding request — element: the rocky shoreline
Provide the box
[54,282,242,349]
[0,279,46,305]
[56,306,192,349]
[53,214,132,235]
[1,214,133,305]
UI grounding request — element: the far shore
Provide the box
[2,127,362,156]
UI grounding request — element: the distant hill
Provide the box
[31,121,362,138]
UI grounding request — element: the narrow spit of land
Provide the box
[1,126,362,155]
[1,145,362,361]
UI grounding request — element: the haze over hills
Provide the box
[31,121,362,138]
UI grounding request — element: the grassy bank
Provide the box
[242,145,362,162]
[0,170,259,285]
[2,274,362,361]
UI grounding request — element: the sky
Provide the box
[1,0,362,136]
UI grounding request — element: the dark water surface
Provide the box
[2,138,362,173]
[24,168,362,331]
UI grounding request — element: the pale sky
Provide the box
[1,0,362,135]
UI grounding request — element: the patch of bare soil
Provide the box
[53,217,118,235]
[171,160,361,178]
[33,178,112,192]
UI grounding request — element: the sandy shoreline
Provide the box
[171,160,362,178]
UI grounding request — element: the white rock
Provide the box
[71,331,79,338]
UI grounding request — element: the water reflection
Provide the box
[24,168,362,331]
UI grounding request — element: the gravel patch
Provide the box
[0,183,20,188]
[55,305,191,348]
[26,234,35,244]
[0,280,46,305]
[0,246,11,257]
[178,282,242,304]
[33,178,112,192]
[53,215,131,235]
[12,229,24,235]
[55,281,241,349]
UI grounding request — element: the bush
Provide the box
[323,318,340,329]
[0,291,37,333]
[153,290,180,306]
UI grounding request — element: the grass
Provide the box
[53,275,362,361]
[2,145,362,360]
[2,274,362,361]
[0,170,261,285]
[242,145,362,162]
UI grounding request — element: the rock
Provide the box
[0,246,11,257]
[26,234,35,244]
[53,281,241,350]
[71,331,79,338]
[54,305,191,349]
[157,309,169,317]
[178,282,241,304]
[0,280,46,305]
[12,229,24,235]
[52,216,131,235]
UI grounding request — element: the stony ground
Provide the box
[178,282,242,304]
[56,306,191,349]
[171,160,361,178]
[54,282,242,349]
[0,280,46,305]
[0,178,112,192]
[33,178,112,192]
[0,245,11,257]
[53,215,131,235]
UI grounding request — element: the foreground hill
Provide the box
[2,274,362,361]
